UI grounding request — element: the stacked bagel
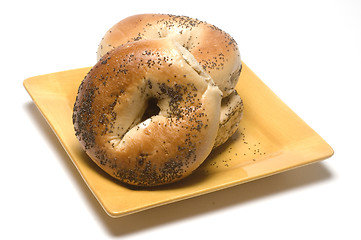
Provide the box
[73,14,243,186]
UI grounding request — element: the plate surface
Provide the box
[24,62,333,217]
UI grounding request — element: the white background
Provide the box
[1,0,360,239]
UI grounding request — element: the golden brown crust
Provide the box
[97,14,244,150]
[73,14,244,186]
[73,39,221,186]
[97,14,242,96]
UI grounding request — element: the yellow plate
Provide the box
[23,62,333,217]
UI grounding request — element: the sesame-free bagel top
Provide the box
[73,38,222,186]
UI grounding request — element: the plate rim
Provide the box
[23,63,334,217]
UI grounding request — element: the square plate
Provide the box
[23,62,333,217]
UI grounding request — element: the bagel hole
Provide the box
[141,98,160,122]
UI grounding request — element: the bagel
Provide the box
[73,38,222,186]
[97,13,243,147]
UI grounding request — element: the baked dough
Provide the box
[97,14,243,147]
[73,38,222,186]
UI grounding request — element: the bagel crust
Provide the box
[73,39,222,186]
[97,14,241,96]
[97,13,244,147]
